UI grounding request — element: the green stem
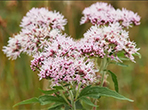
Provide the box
[59,90,71,107]
[99,57,108,87]
[69,90,76,110]
[75,82,81,101]
[92,57,109,110]
[92,99,97,110]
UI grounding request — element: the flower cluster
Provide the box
[31,33,98,86]
[3,2,141,86]
[20,7,67,31]
[3,33,23,60]
[3,7,99,86]
[40,57,96,86]
[3,8,67,60]
[80,2,140,28]
[77,22,140,62]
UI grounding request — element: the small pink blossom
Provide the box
[80,2,140,28]
[77,22,140,62]
[20,8,67,31]
[32,56,97,86]
[3,7,67,60]
[2,33,23,60]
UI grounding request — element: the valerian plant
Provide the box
[3,2,141,110]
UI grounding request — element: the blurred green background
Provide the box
[0,1,148,110]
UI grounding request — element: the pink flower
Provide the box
[2,33,23,60]
[3,7,67,60]
[80,2,140,28]
[77,22,140,62]
[3,3,140,87]
[20,8,67,31]
[29,31,99,86]
[3,29,61,59]
[80,2,114,25]
[32,56,97,86]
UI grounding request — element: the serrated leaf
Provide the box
[38,95,66,105]
[53,86,63,90]
[79,86,133,102]
[38,88,57,94]
[108,70,119,92]
[81,97,98,107]
[48,103,63,110]
[13,97,40,107]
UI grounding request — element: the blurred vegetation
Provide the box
[0,1,148,110]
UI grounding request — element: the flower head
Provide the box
[77,22,140,62]
[37,56,97,86]
[2,34,23,60]
[30,33,98,86]
[3,7,67,60]
[3,29,61,59]
[80,2,140,28]
[20,7,67,31]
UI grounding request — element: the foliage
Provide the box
[13,85,133,110]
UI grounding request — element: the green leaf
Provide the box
[79,86,133,102]
[75,100,83,109]
[80,93,100,99]
[81,99,93,110]
[118,57,130,61]
[13,97,40,107]
[38,88,57,94]
[65,105,71,110]
[38,95,53,105]
[108,70,119,92]
[133,52,141,59]
[79,85,91,96]
[79,86,99,99]
[48,103,64,110]
[116,51,125,57]
[110,62,128,67]
[63,84,70,87]
[80,97,98,107]
[53,86,64,90]
[38,95,66,105]
[116,63,128,67]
